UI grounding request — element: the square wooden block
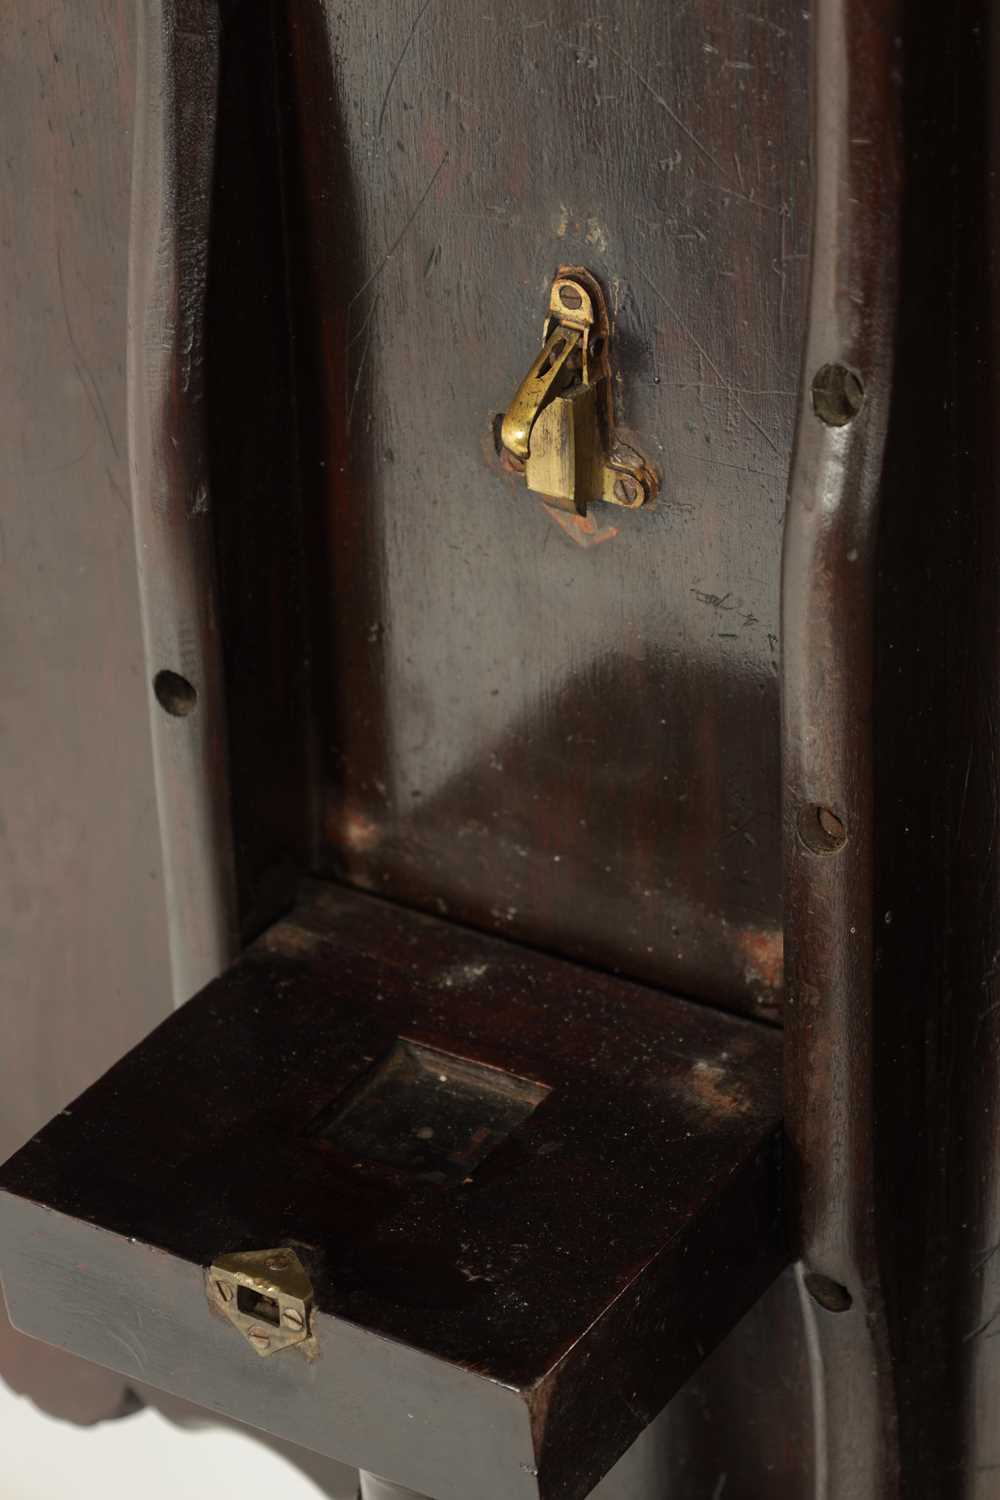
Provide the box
[0,883,784,1500]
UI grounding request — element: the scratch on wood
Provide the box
[378,0,434,134]
[106,463,129,515]
[739,12,789,37]
[349,288,381,347]
[692,589,734,610]
[681,450,783,481]
[55,236,121,461]
[106,1321,148,1375]
[606,42,728,180]
[663,382,795,396]
[350,153,449,308]
[975,1241,1000,1274]
[694,177,782,215]
[348,294,381,431]
[638,268,781,454]
[2,442,96,480]
[963,1302,1000,1342]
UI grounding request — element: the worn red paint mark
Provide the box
[736,925,784,1013]
[688,1059,751,1118]
[543,503,620,548]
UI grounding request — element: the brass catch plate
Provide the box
[208,1246,314,1357]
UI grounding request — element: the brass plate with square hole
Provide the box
[208,1246,314,1357]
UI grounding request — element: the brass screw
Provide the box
[613,475,640,505]
[214,1279,234,1304]
[247,1327,271,1352]
[282,1307,305,1333]
[817,807,847,845]
[267,1252,291,1271]
[558,283,583,310]
[797,803,848,854]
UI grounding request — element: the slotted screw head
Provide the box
[613,475,639,504]
[247,1328,271,1352]
[214,1279,234,1304]
[282,1307,305,1332]
[558,283,583,310]
[817,807,846,843]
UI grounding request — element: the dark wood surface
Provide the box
[230,0,813,1022]
[127,0,240,1002]
[781,0,903,1495]
[12,3,1000,1497]
[204,0,311,948]
[0,880,784,1500]
[783,3,1000,1497]
[0,0,175,1425]
[136,1265,815,1500]
[869,2,1000,1495]
[0,3,811,1492]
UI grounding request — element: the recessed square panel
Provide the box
[312,1039,550,1183]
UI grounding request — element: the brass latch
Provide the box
[500,268,657,515]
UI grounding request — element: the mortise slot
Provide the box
[236,1286,281,1326]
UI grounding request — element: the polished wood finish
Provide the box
[781,1,903,1495]
[784,3,1000,1497]
[0,881,784,1500]
[242,0,811,1022]
[11,1,1000,1497]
